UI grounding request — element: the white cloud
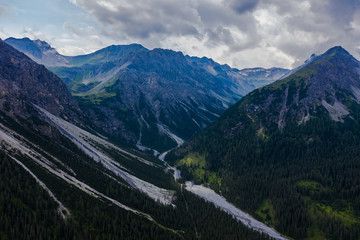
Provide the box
[5,0,360,68]
[58,45,89,55]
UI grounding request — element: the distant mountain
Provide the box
[186,56,288,96]
[168,46,360,239]
[4,37,147,67]
[68,43,147,66]
[6,37,289,153]
[0,39,273,240]
[4,37,69,66]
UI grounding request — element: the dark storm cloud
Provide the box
[265,0,360,66]
[71,0,201,39]
[228,0,260,14]
[326,0,360,26]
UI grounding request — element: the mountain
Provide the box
[167,46,360,239]
[0,40,275,239]
[68,43,148,66]
[0,39,82,124]
[5,37,289,153]
[4,37,69,66]
[4,37,147,67]
[186,56,289,95]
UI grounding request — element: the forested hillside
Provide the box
[168,46,360,239]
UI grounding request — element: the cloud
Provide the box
[253,0,360,67]
[227,0,260,14]
[69,0,260,62]
[21,27,46,40]
[63,22,96,38]
[66,0,360,68]
[72,0,201,39]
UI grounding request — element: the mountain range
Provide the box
[168,46,360,239]
[3,35,360,240]
[0,39,283,240]
[5,37,289,153]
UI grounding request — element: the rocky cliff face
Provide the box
[243,46,360,130]
[0,39,80,122]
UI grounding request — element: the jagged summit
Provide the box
[4,37,148,67]
[323,45,350,55]
[5,37,68,66]
[5,37,57,54]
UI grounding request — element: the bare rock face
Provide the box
[0,39,81,125]
[243,46,360,130]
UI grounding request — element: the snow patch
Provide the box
[185,182,287,240]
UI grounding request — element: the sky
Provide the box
[0,0,360,69]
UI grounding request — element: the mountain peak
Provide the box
[324,45,349,55]
[4,37,68,66]
[103,43,147,52]
[317,45,357,64]
[242,45,360,130]
[6,37,31,42]
[33,39,53,50]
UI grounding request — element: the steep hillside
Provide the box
[168,46,360,239]
[6,37,289,153]
[0,39,81,125]
[0,40,274,240]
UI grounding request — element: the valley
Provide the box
[5,37,289,153]
[1,36,360,240]
[0,38,280,240]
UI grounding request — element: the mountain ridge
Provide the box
[0,38,275,240]
[168,45,360,239]
[6,37,289,152]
